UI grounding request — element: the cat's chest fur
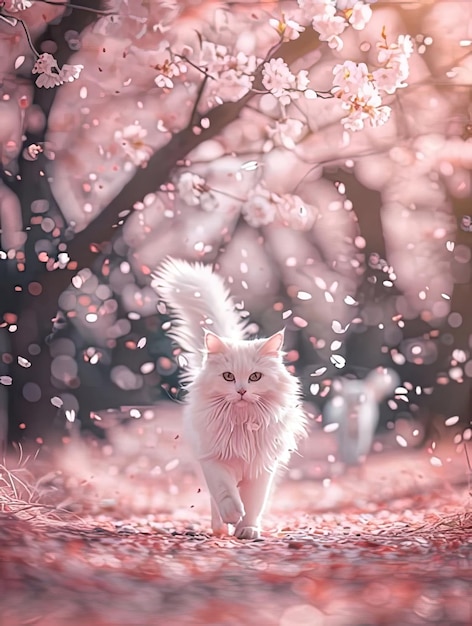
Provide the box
[184,390,300,478]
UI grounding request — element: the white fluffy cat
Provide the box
[153,258,307,540]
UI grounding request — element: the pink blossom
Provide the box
[199,41,230,72]
[32,53,83,89]
[295,69,310,92]
[267,118,305,150]
[60,63,84,83]
[341,104,391,131]
[32,54,62,89]
[114,124,153,167]
[348,1,373,30]
[209,70,254,104]
[277,194,316,230]
[377,34,414,66]
[370,105,392,127]
[127,44,187,90]
[269,15,305,41]
[3,0,32,11]
[332,61,393,131]
[312,7,348,51]
[340,81,391,131]
[177,172,216,210]
[372,66,406,94]
[262,58,310,105]
[242,184,278,227]
[375,33,413,93]
[155,74,174,89]
[297,0,336,21]
[199,43,257,104]
[262,58,296,99]
[209,51,257,103]
[332,60,370,94]
[153,58,185,90]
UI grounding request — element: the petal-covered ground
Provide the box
[1,489,471,626]
[1,409,471,625]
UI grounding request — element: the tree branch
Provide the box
[19,28,323,340]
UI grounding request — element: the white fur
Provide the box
[152,258,247,380]
[153,257,307,539]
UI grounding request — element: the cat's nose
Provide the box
[237,388,246,396]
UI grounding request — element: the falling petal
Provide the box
[394,387,409,394]
[165,459,180,471]
[344,295,358,305]
[330,354,346,368]
[311,366,327,376]
[178,354,188,367]
[332,320,350,334]
[241,160,259,171]
[445,415,459,426]
[293,316,308,328]
[396,435,408,448]
[323,423,339,433]
[297,291,312,301]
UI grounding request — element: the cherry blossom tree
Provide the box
[0,0,471,456]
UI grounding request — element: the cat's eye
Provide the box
[248,372,262,382]
[222,372,235,382]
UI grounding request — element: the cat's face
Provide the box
[196,330,286,407]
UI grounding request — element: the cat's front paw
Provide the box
[219,496,245,525]
[211,524,228,537]
[234,525,261,540]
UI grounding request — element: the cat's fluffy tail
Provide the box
[152,257,248,374]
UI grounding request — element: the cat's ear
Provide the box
[204,330,227,354]
[259,329,285,357]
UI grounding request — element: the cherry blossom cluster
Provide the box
[32,53,83,88]
[297,0,374,50]
[242,183,315,230]
[177,172,218,211]
[175,173,316,230]
[150,42,188,89]
[268,14,306,42]
[1,2,84,88]
[262,58,312,107]
[197,42,259,105]
[332,32,414,131]
[375,32,414,93]
[265,118,305,151]
[114,123,153,168]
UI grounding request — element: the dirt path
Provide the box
[1,485,471,626]
[2,411,472,625]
